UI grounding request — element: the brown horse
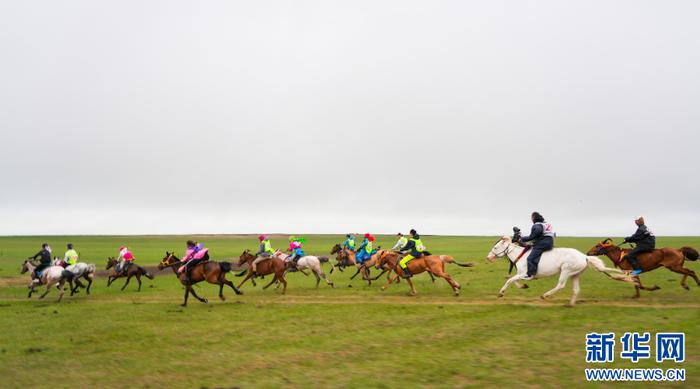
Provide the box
[329,244,376,286]
[587,239,699,298]
[236,250,288,294]
[158,252,243,306]
[375,251,473,296]
[105,257,154,292]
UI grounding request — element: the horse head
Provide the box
[330,243,342,255]
[374,250,396,269]
[238,249,255,265]
[158,251,178,270]
[586,239,616,256]
[20,259,33,274]
[486,236,512,262]
[105,257,117,270]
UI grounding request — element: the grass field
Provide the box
[1,234,698,388]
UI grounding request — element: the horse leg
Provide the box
[85,276,93,295]
[107,276,113,287]
[40,282,53,299]
[320,271,334,288]
[218,283,226,301]
[188,285,208,304]
[442,273,461,296]
[57,280,65,302]
[405,277,417,296]
[237,273,254,289]
[136,274,142,292]
[380,272,400,291]
[223,279,243,295]
[313,270,321,288]
[182,287,190,306]
[668,265,700,288]
[262,276,278,290]
[498,274,525,298]
[566,274,581,307]
[280,275,288,294]
[429,271,436,283]
[121,276,132,291]
[514,280,529,289]
[541,271,570,300]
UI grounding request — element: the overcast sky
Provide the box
[1,1,699,236]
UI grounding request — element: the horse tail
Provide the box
[138,266,154,280]
[318,256,329,263]
[219,261,232,273]
[61,270,74,281]
[235,270,248,277]
[439,255,474,267]
[681,247,699,261]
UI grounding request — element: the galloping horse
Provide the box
[237,250,289,294]
[587,239,699,298]
[330,243,377,286]
[53,259,96,295]
[487,236,636,306]
[273,251,334,288]
[106,257,154,292]
[21,260,72,302]
[375,251,473,296]
[159,252,242,306]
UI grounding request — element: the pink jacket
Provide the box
[288,241,302,251]
[183,247,209,262]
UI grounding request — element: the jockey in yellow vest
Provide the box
[398,229,426,278]
[64,243,79,266]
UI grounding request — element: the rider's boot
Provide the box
[401,267,412,278]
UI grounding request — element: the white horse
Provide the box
[273,251,335,288]
[53,259,97,295]
[486,236,637,306]
[21,260,72,302]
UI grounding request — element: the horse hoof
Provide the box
[521,284,529,289]
[203,298,209,304]
[540,295,547,300]
[181,303,187,307]
[564,303,574,308]
[497,293,504,298]
[347,285,352,288]
[219,296,226,301]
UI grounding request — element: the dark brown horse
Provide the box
[329,243,375,286]
[587,239,699,298]
[236,250,289,294]
[105,257,154,292]
[375,251,473,296]
[158,252,242,306]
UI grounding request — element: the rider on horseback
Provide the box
[343,234,356,252]
[180,240,210,283]
[518,212,555,281]
[398,229,426,278]
[622,216,655,276]
[288,236,305,264]
[28,243,52,284]
[251,235,275,275]
[356,233,375,264]
[116,246,135,276]
[63,243,79,267]
[391,232,408,251]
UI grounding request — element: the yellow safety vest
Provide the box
[398,236,408,247]
[263,240,274,254]
[412,238,426,252]
[366,241,373,253]
[65,249,79,265]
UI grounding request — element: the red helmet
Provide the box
[118,246,127,252]
[368,236,375,242]
[258,235,266,241]
[364,233,371,238]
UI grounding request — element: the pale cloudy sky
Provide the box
[1,0,698,236]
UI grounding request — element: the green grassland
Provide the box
[0,234,699,388]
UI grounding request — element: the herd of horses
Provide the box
[18,238,699,307]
